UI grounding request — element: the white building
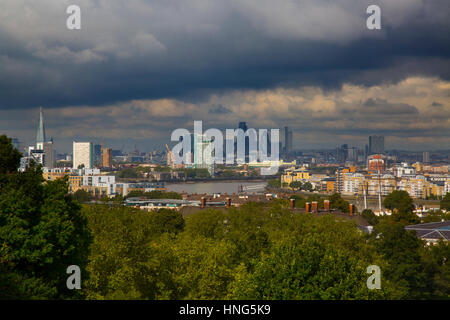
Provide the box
[73,142,93,169]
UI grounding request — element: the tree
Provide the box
[383,190,414,214]
[82,204,176,299]
[0,146,91,299]
[116,168,139,179]
[329,193,350,213]
[229,217,391,299]
[149,209,186,235]
[289,181,302,191]
[72,189,92,203]
[185,209,226,239]
[383,190,419,224]
[440,193,450,211]
[372,221,433,299]
[361,209,379,226]
[302,182,313,191]
[0,135,22,177]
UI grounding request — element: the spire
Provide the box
[36,107,46,147]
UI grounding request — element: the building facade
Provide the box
[73,142,94,169]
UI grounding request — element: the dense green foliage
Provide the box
[176,168,211,179]
[116,168,139,179]
[1,136,449,300]
[361,209,379,226]
[383,190,415,214]
[72,189,92,203]
[0,137,91,299]
[79,199,449,300]
[0,135,22,177]
[329,193,351,213]
[124,190,182,200]
[441,193,450,211]
[289,181,302,191]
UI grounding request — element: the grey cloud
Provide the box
[363,98,419,115]
[209,104,231,114]
[0,0,448,110]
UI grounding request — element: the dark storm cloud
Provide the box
[209,104,231,114]
[363,98,419,115]
[0,0,449,110]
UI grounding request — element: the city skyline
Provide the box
[5,106,450,155]
[0,1,449,152]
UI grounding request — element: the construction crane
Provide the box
[377,158,382,214]
[393,156,398,190]
[165,144,173,168]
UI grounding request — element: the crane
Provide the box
[165,144,173,168]
[377,158,382,214]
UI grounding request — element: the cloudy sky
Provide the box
[0,0,449,153]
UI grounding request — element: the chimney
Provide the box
[349,204,354,216]
[290,198,295,210]
[201,197,206,208]
[312,201,318,213]
[324,200,330,212]
[305,202,311,213]
[226,197,231,208]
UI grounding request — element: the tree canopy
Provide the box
[0,136,91,299]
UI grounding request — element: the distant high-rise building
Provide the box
[94,144,102,163]
[43,141,54,168]
[368,136,384,155]
[237,122,250,162]
[336,144,348,163]
[282,126,293,155]
[238,122,248,132]
[73,142,93,169]
[36,107,46,150]
[102,147,113,168]
[347,146,359,162]
[423,151,430,164]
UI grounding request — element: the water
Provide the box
[166,181,268,195]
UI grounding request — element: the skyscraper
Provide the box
[73,142,94,169]
[368,136,384,155]
[238,122,248,132]
[102,147,113,168]
[43,140,54,168]
[238,122,250,162]
[423,151,430,164]
[36,107,46,150]
[94,144,102,163]
[282,126,293,155]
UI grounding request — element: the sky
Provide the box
[0,0,449,153]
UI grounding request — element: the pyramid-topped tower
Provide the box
[36,107,46,150]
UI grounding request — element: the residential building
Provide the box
[73,141,93,169]
[102,147,113,168]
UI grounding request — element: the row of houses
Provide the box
[281,165,450,199]
[43,168,166,197]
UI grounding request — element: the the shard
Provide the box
[36,107,46,149]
